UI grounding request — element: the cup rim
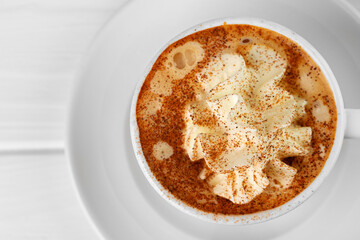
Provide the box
[130,17,345,225]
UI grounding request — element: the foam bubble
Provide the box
[240,38,251,44]
[138,92,163,117]
[164,41,204,79]
[173,52,186,69]
[150,71,173,96]
[319,144,326,159]
[298,64,326,98]
[185,49,196,66]
[299,73,316,96]
[146,98,162,115]
[153,141,173,160]
[312,99,330,122]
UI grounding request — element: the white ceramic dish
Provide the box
[130,17,357,225]
[67,0,360,239]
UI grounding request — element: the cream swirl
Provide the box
[183,44,312,204]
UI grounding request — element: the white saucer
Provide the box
[67,0,360,239]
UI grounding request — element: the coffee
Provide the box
[136,24,337,215]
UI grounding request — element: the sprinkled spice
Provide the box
[136,24,337,215]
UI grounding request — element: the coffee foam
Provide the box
[150,71,173,96]
[153,141,174,161]
[139,91,163,116]
[312,99,330,122]
[136,24,337,214]
[167,41,204,79]
[319,144,326,159]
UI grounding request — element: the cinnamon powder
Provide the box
[136,25,337,215]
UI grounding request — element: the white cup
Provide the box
[130,18,360,225]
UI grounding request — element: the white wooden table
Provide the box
[0,1,126,239]
[0,0,359,239]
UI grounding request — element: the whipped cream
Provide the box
[183,44,312,204]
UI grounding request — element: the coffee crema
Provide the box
[136,24,337,215]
